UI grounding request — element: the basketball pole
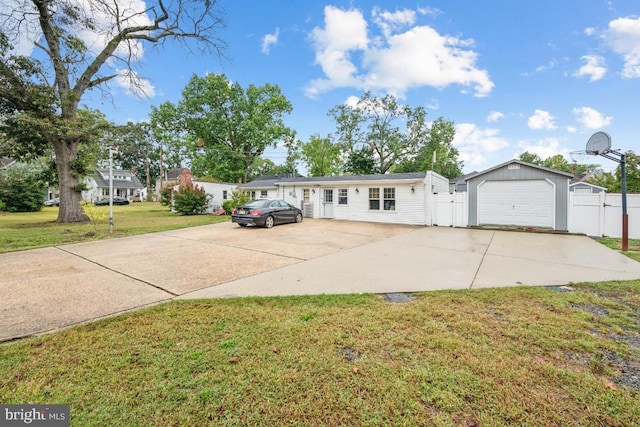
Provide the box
[600,149,628,252]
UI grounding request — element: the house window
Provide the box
[369,188,380,210]
[303,189,310,204]
[222,190,228,200]
[260,190,268,198]
[250,191,256,199]
[383,188,395,211]
[338,189,348,205]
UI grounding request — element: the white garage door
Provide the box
[478,180,554,228]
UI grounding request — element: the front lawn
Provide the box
[1,282,639,426]
[0,202,229,253]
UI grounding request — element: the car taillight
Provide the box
[249,210,261,216]
[232,209,237,214]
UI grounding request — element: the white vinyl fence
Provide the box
[569,193,640,239]
[432,192,468,227]
[432,192,639,238]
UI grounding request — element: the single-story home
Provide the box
[83,168,145,202]
[465,160,572,231]
[240,171,450,226]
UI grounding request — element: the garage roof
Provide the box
[465,159,573,181]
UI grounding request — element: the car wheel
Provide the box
[295,213,303,223]
[264,215,274,229]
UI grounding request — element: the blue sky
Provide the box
[10,0,640,174]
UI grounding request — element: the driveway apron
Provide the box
[2,220,640,341]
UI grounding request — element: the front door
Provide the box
[323,189,334,218]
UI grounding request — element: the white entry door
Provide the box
[478,180,554,228]
[323,189,334,218]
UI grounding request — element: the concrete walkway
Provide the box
[2,220,640,341]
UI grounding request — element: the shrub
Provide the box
[0,199,5,212]
[0,163,47,212]
[160,186,174,207]
[173,183,209,215]
[222,189,250,214]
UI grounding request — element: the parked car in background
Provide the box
[94,196,130,206]
[44,197,59,207]
[232,199,303,228]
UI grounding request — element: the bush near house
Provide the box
[173,182,209,215]
[0,164,47,212]
[222,189,250,214]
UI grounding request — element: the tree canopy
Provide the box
[178,73,293,183]
[0,0,226,222]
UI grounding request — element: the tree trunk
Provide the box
[53,140,89,223]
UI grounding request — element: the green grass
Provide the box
[1,283,639,426]
[0,203,229,253]
[597,237,640,262]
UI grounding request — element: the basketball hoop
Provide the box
[569,150,596,164]
[586,131,611,155]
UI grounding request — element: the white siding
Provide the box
[193,181,238,213]
[347,183,425,225]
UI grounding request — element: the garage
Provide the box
[466,160,572,231]
[478,179,554,227]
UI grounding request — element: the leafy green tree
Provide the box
[615,151,640,193]
[112,121,159,199]
[344,147,379,175]
[518,152,543,165]
[395,117,462,178]
[587,171,617,192]
[0,163,47,212]
[149,102,191,183]
[179,74,293,183]
[248,158,293,180]
[542,154,572,173]
[300,135,342,177]
[329,92,428,174]
[0,1,225,222]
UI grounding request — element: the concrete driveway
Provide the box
[2,220,640,341]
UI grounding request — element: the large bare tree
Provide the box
[0,0,225,222]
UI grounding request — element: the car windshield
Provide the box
[244,200,271,209]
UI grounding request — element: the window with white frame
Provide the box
[338,188,348,205]
[303,189,310,203]
[250,191,256,199]
[260,190,268,198]
[368,188,380,210]
[222,190,228,200]
[383,187,395,211]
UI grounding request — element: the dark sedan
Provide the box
[94,196,130,206]
[232,199,303,228]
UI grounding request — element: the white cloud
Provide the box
[261,28,280,54]
[306,6,494,98]
[584,27,596,36]
[604,16,640,78]
[517,137,570,160]
[306,6,369,97]
[572,107,612,129]
[574,54,607,81]
[452,123,510,168]
[528,110,557,130]
[487,111,504,122]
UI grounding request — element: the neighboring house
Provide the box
[191,181,238,213]
[449,172,477,193]
[83,168,145,202]
[569,182,606,194]
[465,160,572,231]
[241,171,450,226]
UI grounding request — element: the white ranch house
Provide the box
[239,160,639,239]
